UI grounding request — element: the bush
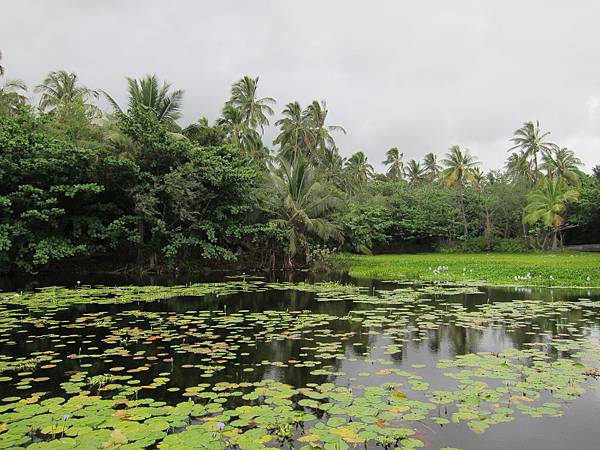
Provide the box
[439,237,527,253]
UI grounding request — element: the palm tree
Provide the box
[274,101,312,161]
[102,75,184,124]
[471,167,485,188]
[509,121,553,181]
[541,145,583,186]
[218,104,265,160]
[270,156,342,268]
[383,148,404,181]
[423,152,441,181]
[0,53,27,115]
[345,151,374,188]
[302,100,346,164]
[524,177,579,250]
[441,145,480,237]
[505,151,534,184]
[320,146,346,186]
[441,145,480,188]
[36,70,98,111]
[226,76,275,132]
[404,159,426,184]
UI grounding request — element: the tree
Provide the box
[35,70,98,112]
[102,74,184,124]
[269,156,342,267]
[505,151,534,184]
[320,146,346,186]
[274,101,312,161]
[302,100,346,164]
[441,145,480,237]
[423,152,441,181]
[541,144,583,186]
[345,151,374,189]
[509,121,552,181]
[383,147,404,181]
[524,177,579,250]
[225,76,275,132]
[0,53,27,116]
[182,117,226,147]
[404,159,426,185]
[218,104,266,160]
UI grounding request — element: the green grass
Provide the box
[337,252,600,287]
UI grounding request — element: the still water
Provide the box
[1,274,599,449]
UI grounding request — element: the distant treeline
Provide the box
[1,54,599,273]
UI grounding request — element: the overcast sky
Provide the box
[2,1,600,171]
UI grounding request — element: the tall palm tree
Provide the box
[441,145,479,188]
[471,167,485,188]
[345,151,374,188]
[541,144,583,186]
[524,177,579,250]
[102,74,184,124]
[441,145,480,237]
[270,156,342,267]
[226,76,275,132]
[320,146,346,186]
[302,100,346,164]
[404,159,426,185]
[423,152,441,181]
[0,53,27,115]
[274,101,312,161]
[383,147,404,181]
[35,70,98,111]
[509,121,552,181]
[218,104,264,160]
[505,151,535,184]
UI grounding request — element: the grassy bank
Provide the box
[338,252,600,287]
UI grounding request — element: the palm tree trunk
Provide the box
[459,191,468,238]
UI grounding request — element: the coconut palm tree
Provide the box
[226,76,275,133]
[441,145,480,237]
[505,151,534,184]
[524,177,579,250]
[345,151,374,188]
[35,70,98,111]
[218,104,265,160]
[441,145,480,188]
[102,75,184,124]
[541,145,583,186]
[509,121,553,181]
[302,100,346,164]
[274,101,313,161]
[383,148,404,181]
[404,159,426,185]
[423,152,441,181]
[0,53,27,115]
[270,156,342,268]
[320,146,346,186]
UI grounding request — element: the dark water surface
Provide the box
[1,274,600,449]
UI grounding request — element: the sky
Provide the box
[2,0,600,171]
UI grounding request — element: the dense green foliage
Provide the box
[1,55,599,273]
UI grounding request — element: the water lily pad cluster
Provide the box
[0,280,598,448]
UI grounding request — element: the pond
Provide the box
[0,276,600,449]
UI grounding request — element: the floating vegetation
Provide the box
[0,280,599,448]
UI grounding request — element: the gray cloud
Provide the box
[2,0,599,171]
